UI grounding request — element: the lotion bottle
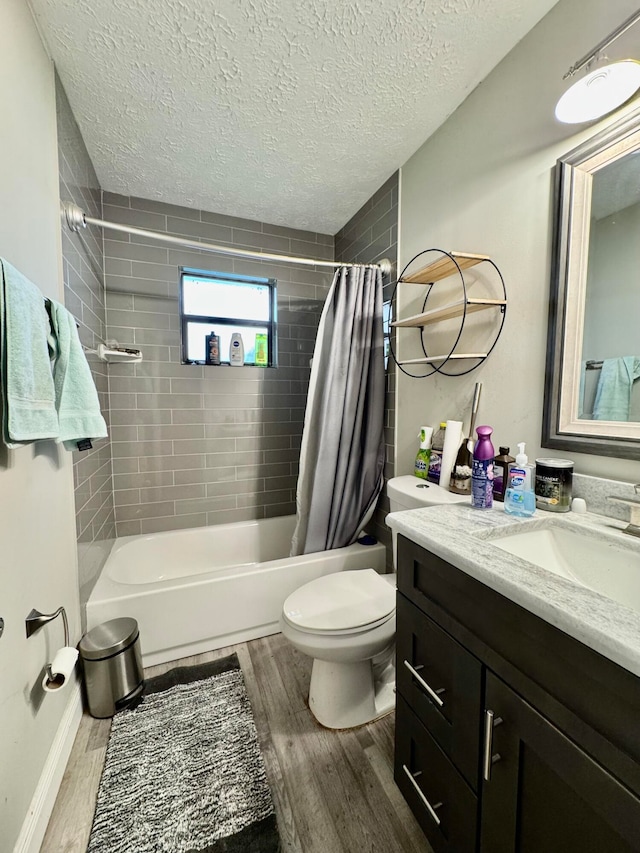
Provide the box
[229,333,244,366]
[504,442,536,517]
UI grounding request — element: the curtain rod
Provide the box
[63,202,391,275]
[564,8,640,78]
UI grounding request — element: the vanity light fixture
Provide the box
[555,10,640,124]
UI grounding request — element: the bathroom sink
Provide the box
[489,524,640,614]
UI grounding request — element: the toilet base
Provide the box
[308,653,396,729]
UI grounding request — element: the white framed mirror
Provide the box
[543,106,640,460]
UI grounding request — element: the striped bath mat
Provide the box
[88,654,280,853]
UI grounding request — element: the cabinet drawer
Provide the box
[395,694,478,853]
[397,593,483,790]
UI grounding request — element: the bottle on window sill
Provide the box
[205,332,220,365]
[229,333,244,366]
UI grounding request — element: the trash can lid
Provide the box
[79,617,139,660]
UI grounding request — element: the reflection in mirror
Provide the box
[580,150,640,422]
[543,106,640,460]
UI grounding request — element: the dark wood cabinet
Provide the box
[396,594,483,790]
[396,695,478,853]
[481,671,640,853]
[394,535,640,853]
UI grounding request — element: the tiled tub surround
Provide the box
[103,193,333,536]
[386,500,640,677]
[56,77,116,607]
[335,172,398,567]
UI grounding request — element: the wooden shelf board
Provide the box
[401,251,491,285]
[399,353,487,365]
[391,298,506,328]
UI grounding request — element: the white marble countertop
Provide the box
[386,503,640,679]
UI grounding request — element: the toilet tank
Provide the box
[386,475,469,512]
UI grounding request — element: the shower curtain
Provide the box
[291,264,385,556]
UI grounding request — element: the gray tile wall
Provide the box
[103,194,333,535]
[56,76,116,609]
[334,172,399,568]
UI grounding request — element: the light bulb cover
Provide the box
[555,59,640,124]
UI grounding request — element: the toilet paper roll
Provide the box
[439,420,463,489]
[42,646,79,693]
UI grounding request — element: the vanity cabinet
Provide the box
[394,534,640,853]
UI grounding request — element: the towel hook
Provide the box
[25,607,70,646]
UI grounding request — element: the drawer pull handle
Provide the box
[402,764,442,826]
[403,659,445,707]
[482,710,503,781]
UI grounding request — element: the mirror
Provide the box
[543,106,640,460]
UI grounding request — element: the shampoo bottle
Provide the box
[504,442,536,517]
[414,426,433,480]
[229,333,244,366]
[255,332,268,366]
[471,425,494,509]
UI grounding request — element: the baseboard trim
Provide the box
[14,682,83,853]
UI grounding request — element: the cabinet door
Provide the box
[396,695,478,853]
[396,594,483,790]
[480,672,640,853]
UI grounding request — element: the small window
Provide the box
[180,269,277,366]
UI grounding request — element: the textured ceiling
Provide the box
[30,0,559,234]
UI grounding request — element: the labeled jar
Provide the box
[534,458,573,513]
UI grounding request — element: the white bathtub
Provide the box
[86,514,387,666]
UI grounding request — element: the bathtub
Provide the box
[86,514,387,666]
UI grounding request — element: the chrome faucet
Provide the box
[608,484,640,537]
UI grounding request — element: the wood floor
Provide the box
[41,633,433,853]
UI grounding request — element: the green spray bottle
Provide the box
[414,426,433,480]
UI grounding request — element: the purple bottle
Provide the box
[471,425,495,509]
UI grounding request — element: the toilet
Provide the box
[387,475,470,564]
[280,476,469,730]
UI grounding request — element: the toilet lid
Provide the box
[283,569,395,632]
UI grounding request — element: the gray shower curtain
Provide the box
[291,265,385,556]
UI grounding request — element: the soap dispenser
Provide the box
[504,442,535,517]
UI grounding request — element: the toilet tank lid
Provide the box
[283,569,395,632]
[387,475,469,505]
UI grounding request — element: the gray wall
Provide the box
[103,194,333,536]
[0,5,81,847]
[397,0,640,485]
[56,77,116,610]
[335,172,399,566]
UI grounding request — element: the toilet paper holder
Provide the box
[25,606,70,680]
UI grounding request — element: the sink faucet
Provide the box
[608,485,640,537]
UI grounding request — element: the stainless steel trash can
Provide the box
[79,617,144,718]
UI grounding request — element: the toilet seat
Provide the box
[282,569,395,635]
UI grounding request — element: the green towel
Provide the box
[0,258,59,447]
[48,300,108,450]
[593,357,640,421]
